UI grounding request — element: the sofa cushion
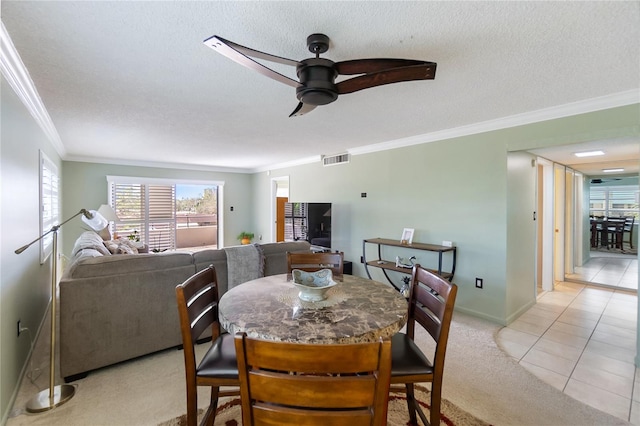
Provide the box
[72,231,111,257]
[261,241,311,276]
[66,252,194,279]
[193,248,228,294]
[104,238,139,255]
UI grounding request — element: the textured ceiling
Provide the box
[1,1,639,173]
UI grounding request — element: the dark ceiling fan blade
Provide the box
[289,102,317,117]
[203,35,300,88]
[336,63,437,95]
[335,59,431,75]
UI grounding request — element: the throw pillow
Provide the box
[105,238,139,255]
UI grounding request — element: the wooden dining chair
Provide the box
[234,333,392,426]
[175,266,239,426]
[622,216,635,250]
[604,218,626,250]
[287,251,344,281]
[390,264,458,426]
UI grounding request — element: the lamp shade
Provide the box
[81,210,108,231]
[97,204,119,222]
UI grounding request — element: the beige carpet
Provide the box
[158,385,491,426]
[6,310,631,426]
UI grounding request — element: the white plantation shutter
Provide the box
[110,183,145,242]
[147,185,176,251]
[589,185,639,218]
[109,181,176,251]
[40,151,59,263]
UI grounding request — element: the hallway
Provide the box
[497,281,638,423]
[565,251,638,291]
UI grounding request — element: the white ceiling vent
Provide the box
[322,153,350,167]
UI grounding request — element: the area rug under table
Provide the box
[158,385,491,426]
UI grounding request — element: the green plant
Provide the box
[237,231,254,241]
[127,230,140,242]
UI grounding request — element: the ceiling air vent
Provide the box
[322,153,350,167]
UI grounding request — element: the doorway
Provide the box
[270,176,289,242]
[565,176,638,290]
[536,157,555,295]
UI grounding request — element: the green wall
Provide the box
[252,104,640,325]
[60,162,254,256]
[1,76,63,423]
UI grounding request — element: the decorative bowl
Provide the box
[292,269,337,302]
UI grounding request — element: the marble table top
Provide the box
[219,274,408,344]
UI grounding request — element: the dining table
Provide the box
[218,273,408,344]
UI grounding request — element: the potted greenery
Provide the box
[237,231,254,245]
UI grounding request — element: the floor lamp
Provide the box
[15,208,107,413]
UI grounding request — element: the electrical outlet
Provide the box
[17,320,21,337]
[475,278,483,289]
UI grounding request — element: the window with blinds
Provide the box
[589,185,639,218]
[40,150,59,263]
[284,202,308,241]
[109,182,176,252]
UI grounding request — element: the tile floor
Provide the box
[566,252,638,290]
[497,281,638,423]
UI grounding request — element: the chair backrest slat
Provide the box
[176,266,221,351]
[287,251,344,281]
[235,333,391,426]
[407,264,457,368]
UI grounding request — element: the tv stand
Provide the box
[362,238,456,292]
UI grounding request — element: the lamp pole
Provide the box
[15,208,104,412]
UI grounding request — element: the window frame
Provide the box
[589,184,639,219]
[106,176,225,250]
[39,150,59,264]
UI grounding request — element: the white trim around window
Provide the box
[39,150,59,264]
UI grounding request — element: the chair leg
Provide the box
[202,386,220,426]
[406,382,432,426]
[429,380,442,426]
[186,384,198,426]
[405,384,419,425]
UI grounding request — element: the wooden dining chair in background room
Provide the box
[234,333,392,426]
[175,266,239,426]
[390,264,458,426]
[287,251,344,281]
[623,216,635,250]
[605,218,626,250]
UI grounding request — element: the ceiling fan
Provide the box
[203,34,437,117]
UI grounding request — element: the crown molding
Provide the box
[1,22,66,156]
[253,155,321,173]
[65,154,253,174]
[347,90,639,158]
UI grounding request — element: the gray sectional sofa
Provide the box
[59,231,310,382]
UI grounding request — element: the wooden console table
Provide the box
[362,238,457,291]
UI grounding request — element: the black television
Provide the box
[284,202,332,250]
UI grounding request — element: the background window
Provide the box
[589,185,639,219]
[107,177,219,251]
[39,150,58,264]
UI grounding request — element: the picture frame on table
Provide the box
[400,228,414,245]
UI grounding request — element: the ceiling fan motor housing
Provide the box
[295,58,338,105]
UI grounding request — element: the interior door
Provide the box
[276,197,287,242]
[537,157,554,293]
[554,164,566,282]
